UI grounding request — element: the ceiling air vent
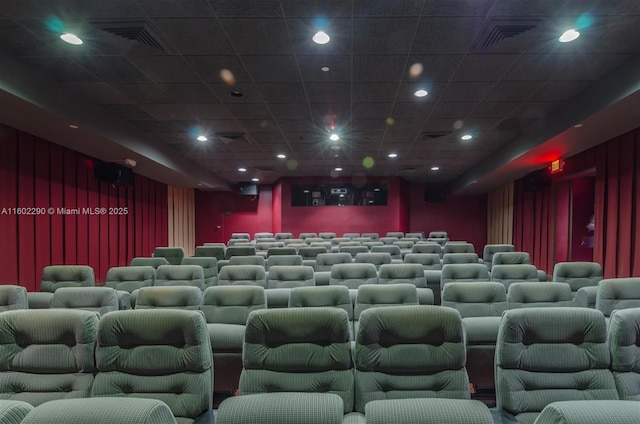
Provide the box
[92,20,169,53]
[216,132,245,141]
[422,131,451,139]
[473,18,541,51]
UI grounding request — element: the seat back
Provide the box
[135,286,202,309]
[361,232,380,240]
[0,285,27,311]
[354,305,469,413]
[379,237,399,245]
[386,232,404,239]
[492,251,531,266]
[354,284,419,320]
[490,264,539,291]
[283,239,304,246]
[289,286,353,321]
[442,253,480,265]
[318,232,336,240]
[495,308,618,422]
[266,247,297,257]
[404,232,424,239]
[442,282,507,317]
[50,287,119,314]
[217,265,266,287]
[507,282,573,308]
[428,231,448,239]
[274,232,293,241]
[155,265,205,290]
[355,252,392,270]
[230,233,250,240]
[254,232,274,240]
[443,243,475,255]
[552,262,603,294]
[595,278,640,317]
[40,265,95,293]
[255,242,278,254]
[482,244,515,270]
[152,247,185,265]
[315,253,353,272]
[304,237,325,245]
[105,266,155,293]
[266,265,315,289]
[93,309,213,422]
[378,263,427,288]
[298,232,318,240]
[266,254,303,269]
[228,255,265,267]
[370,245,402,260]
[404,253,442,270]
[194,246,225,261]
[340,245,369,258]
[130,257,169,269]
[343,233,360,239]
[441,263,490,286]
[411,243,442,256]
[201,285,267,324]
[607,307,640,400]
[181,257,218,288]
[298,246,328,259]
[239,308,354,413]
[225,245,256,259]
[330,263,378,289]
[0,309,98,406]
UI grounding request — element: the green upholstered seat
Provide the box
[533,400,640,424]
[217,265,266,287]
[552,262,603,297]
[595,278,640,317]
[130,257,170,269]
[153,247,185,265]
[50,287,120,314]
[507,282,573,309]
[365,398,493,424]
[194,246,225,261]
[155,265,205,290]
[289,286,354,339]
[482,244,515,271]
[181,257,218,288]
[491,264,539,291]
[0,309,98,406]
[92,309,213,424]
[134,286,202,310]
[105,266,155,293]
[0,400,33,424]
[607,307,640,400]
[0,285,27,312]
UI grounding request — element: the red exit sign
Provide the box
[549,159,565,174]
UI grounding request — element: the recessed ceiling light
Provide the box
[68,124,79,129]
[229,91,244,97]
[251,177,259,182]
[60,33,83,45]
[321,66,330,72]
[334,167,342,171]
[312,30,330,44]
[276,153,286,159]
[559,29,580,43]
[388,153,398,158]
[461,134,473,141]
[431,166,440,171]
[414,89,428,98]
[329,133,340,141]
[196,135,207,142]
[303,189,310,193]
[339,194,345,197]
[373,188,381,192]
[574,123,583,128]
[238,167,247,172]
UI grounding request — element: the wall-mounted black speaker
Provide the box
[94,161,134,186]
[424,189,446,202]
[238,182,259,196]
[522,169,551,192]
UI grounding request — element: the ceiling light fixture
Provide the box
[312,30,330,44]
[68,124,79,129]
[251,177,259,182]
[321,66,330,72]
[388,153,398,158]
[431,166,440,171]
[277,153,286,159]
[574,123,583,128]
[559,29,580,43]
[334,167,342,171]
[461,134,473,141]
[196,135,207,142]
[414,89,428,98]
[60,33,83,45]
[238,167,247,172]
[329,133,340,141]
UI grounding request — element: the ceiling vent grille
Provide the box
[92,20,169,53]
[473,18,541,51]
[216,132,246,143]
[422,131,451,139]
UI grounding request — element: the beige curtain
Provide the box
[168,186,195,256]
[487,183,514,245]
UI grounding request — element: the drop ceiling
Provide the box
[0,0,639,193]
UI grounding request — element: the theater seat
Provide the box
[353,284,419,337]
[50,287,120,314]
[533,400,640,424]
[507,282,573,309]
[92,309,213,423]
[0,285,28,311]
[495,308,618,423]
[607,307,640,400]
[155,264,205,290]
[265,265,315,308]
[552,261,603,297]
[130,257,170,269]
[595,278,640,319]
[377,263,433,305]
[482,244,515,271]
[490,264,539,291]
[289,286,354,339]
[181,257,218,288]
[218,265,267,287]
[330,263,378,306]
[105,266,155,308]
[28,265,95,309]
[134,286,202,310]
[0,400,32,424]
[153,247,185,265]
[0,309,98,406]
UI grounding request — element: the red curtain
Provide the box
[513,127,640,278]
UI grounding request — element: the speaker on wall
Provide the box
[94,160,134,186]
[424,189,446,203]
[238,182,259,196]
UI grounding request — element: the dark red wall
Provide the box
[195,186,273,244]
[0,124,168,289]
[408,185,488,254]
[195,176,488,247]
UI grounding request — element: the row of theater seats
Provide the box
[212,304,640,424]
[227,230,448,243]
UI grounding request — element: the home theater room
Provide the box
[0,1,640,423]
